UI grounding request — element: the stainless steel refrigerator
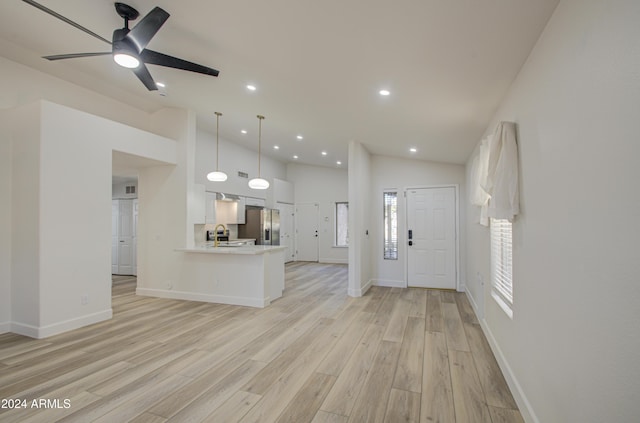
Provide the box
[238,207,280,245]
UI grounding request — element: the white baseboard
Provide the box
[10,309,112,339]
[465,288,482,320]
[348,278,373,297]
[136,287,269,308]
[10,321,40,338]
[0,321,12,335]
[372,279,406,288]
[477,315,539,423]
[319,258,348,264]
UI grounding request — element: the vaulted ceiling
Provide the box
[0,0,559,167]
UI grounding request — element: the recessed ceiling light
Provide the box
[246,84,256,91]
[379,89,390,96]
[409,147,417,153]
[336,161,342,165]
[156,82,165,88]
[321,151,327,156]
[296,135,303,140]
[241,130,247,134]
[273,145,280,150]
[293,155,299,159]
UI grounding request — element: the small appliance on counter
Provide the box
[238,206,280,245]
[206,229,229,242]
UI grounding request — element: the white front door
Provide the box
[277,203,295,263]
[295,203,319,262]
[407,187,457,289]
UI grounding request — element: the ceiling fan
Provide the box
[22,0,220,91]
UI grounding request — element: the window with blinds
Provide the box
[383,192,398,260]
[490,218,513,318]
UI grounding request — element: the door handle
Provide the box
[408,229,413,240]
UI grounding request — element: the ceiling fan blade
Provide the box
[21,0,111,45]
[141,49,220,77]
[132,63,158,91]
[126,7,170,53]
[43,52,111,61]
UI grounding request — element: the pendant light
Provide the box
[206,112,228,182]
[248,115,270,189]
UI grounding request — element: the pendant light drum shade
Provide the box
[207,112,227,182]
[249,115,269,190]
[206,171,227,182]
[248,177,269,189]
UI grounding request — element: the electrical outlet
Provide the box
[80,294,89,305]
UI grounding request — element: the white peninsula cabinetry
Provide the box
[142,245,286,308]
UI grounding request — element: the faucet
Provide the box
[213,223,227,247]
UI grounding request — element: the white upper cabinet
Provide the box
[205,191,217,224]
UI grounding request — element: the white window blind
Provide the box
[491,218,513,316]
[383,192,398,260]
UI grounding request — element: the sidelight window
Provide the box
[383,191,398,260]
[335,202,349,247]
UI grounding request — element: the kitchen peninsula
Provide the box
[169,244,286,308]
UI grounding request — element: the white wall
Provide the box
[286,163,349,264]
[5,100,178,338]
[370,155,466,288]
[0,111,11,330]
[9,103,41,332]
[0,56,161,135]
[348,141,372,295]
[465,1,640,422]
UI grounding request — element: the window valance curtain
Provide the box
[471,121,520,226]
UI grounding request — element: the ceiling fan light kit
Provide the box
[24,0,220,91]
[207,112,228,182]
[249,115,270,190]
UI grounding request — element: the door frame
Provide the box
[404,184,460,291]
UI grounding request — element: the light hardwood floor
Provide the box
[0,262,522,423]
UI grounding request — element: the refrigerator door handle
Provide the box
[265,228,270,241]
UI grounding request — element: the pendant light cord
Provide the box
[257,115,265,177]
[215,112,222,171]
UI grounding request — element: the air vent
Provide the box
[126,185,136,194]
[237,171,249,179]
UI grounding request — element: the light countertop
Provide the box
[177,245,286,255]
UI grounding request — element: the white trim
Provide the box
[10,309,113,339]
[136,287,269,308]
[404,184,461,291]
[478,316,539,423]
[319,258,348,264]
[465,289,483,320]
[348,278,373,297]
[0,322,10,334]
[9,322,40,338]
[372,279,406,288]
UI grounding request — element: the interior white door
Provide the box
[117,199,134,275]
[407,187,456,289]
[295,203,319,262]
[111,200,119,274]
[132,199,138,276]
[277,203,295,263]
